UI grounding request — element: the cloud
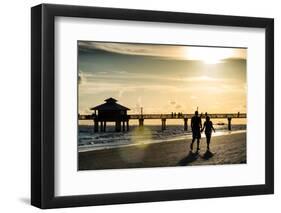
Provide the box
[118,86,135,98]
[78,41,247,60]
[175,104,182,109]
[97,71,108,75]
[168,100,182,110]
[79,108,92,115]
[81,71,236,85]
[131,96,143,114]
[79,41,178,58]
[118,90,124,98]
[170,101,176,105]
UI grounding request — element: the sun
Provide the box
[184,46,234,64]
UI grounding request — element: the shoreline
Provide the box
[79,132,246,170]
[78,129,246,152]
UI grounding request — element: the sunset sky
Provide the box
[78,41,247,115]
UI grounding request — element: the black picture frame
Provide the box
[31,3,274,209]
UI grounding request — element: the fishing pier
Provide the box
[79,98,246,132]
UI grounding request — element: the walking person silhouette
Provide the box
[190,111,202,152]
[201,115,215,151]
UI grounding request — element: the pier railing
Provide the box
[78,113,246,132]
[128,113,246,119]
[79,113,246,120]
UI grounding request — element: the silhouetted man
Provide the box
[190,111,202,152]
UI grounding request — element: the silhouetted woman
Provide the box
[201,116,215,151]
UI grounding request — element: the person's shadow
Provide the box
[178,151,199,166]
[201,150,214,160]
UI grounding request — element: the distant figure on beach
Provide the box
[190,111,202,152]
[201,116,216,151]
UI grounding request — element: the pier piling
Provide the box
[99,121,102,132]
[126,121,129,131]
[161,118,166,130]
[139,118,144,127]
[227,117,232,131]
[115,121,121,132]
[94,119,99,132]
[184,118,188,131]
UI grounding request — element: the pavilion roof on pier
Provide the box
[90,97,130,111]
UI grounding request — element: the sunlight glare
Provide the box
[184,47,235,64]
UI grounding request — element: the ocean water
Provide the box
[78,123,246,152]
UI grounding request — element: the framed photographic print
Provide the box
[31,4,274,209]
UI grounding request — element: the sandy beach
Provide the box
[78,132,246,170]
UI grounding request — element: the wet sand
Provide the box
[78,132,246,170]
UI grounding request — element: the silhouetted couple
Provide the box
[190,111,215,152]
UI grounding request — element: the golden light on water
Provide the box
[131,127,152,146]
[118,127,152,163]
